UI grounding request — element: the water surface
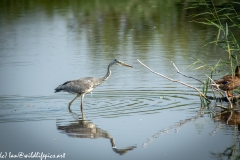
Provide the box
[0,1,239,160]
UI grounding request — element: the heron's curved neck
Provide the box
[101,63,113,82]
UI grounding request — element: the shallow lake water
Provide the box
[0,1,239,160]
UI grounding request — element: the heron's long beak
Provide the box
[118,60,133,68]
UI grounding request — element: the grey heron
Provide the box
[54,59,133,115]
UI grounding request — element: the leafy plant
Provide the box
[187,0,240,95]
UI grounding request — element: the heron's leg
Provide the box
[68,94,80,110]
[80,94,85,113]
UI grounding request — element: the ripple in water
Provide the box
[0,89,200,122]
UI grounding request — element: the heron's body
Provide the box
[213,66,240,97]
[55,59,132,115]
[55,77,102,94]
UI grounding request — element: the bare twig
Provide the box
[229,94,240,100]
[205,74,215,84]
[171,61,205,85]
[216,104,228,109]
[205,75,233,108]
[137,59,210,102]
[205,74,224,97]
[226,110,233,124]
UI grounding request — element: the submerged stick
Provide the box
[137,59,210,102]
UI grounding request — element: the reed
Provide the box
[188,0,240,95]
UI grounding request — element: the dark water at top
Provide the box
[0,1,239,160]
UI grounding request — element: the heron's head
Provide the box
[113,59,133,68]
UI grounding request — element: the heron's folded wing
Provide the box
[62,79,94,94]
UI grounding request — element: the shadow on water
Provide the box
[56,110,136,155]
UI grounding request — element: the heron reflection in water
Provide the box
[55,59,133,116]
[57,111,136,155]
